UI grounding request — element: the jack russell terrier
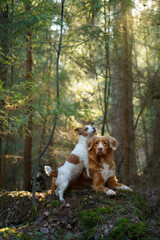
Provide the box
[44,123,97,201]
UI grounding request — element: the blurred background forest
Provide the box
[0,0,160,209]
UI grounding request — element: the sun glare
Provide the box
[132,0,154,17]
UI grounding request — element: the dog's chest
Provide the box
[71,142,88,161]
[100,160,115,182]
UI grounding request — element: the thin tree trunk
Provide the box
[138,82,149,160]
[1,137,9,188]
[122,10,136,185]
[101,1,111,135]
[10,0,14,86]
[0,138,2,189]
[122,14,131,185]
[32,0,65,207]
[23,3,33,191]
[0,4,8,190]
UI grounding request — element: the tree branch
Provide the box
[32,0,65,208]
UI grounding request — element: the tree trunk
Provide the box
[0,4,8,190]
[111,2,136,185]
[101,1,111,136]
[23,3,33,191]
[122,13,135,185]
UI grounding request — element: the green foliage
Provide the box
[108,218,148,240]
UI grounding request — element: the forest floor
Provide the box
[0,188,160,240]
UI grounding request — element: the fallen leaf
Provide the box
[43,211,49,216]
[66,203,70,207]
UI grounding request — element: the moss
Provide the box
[78,207,109,239]
[79,210,101,228]
[79,197,93,208]
[129,191,151,220]
[20,234,33,240]
[51,200,61,208]
[108,217,148,240]
[116,205,128,214]
[106,207,115,214]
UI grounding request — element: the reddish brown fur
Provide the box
[85,136,122,193]
[75,136,122,192]
[107,176,122,189]
[67,154,80,164]
[48,162,65,178]
[74,127,88,137]
[49,135,123,195]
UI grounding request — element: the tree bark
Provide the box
[101,1,111,136]
[122,13,134,185]
[111,2,136,185]
[0,4,8,190]
[23,3,33,191]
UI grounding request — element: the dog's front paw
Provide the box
[106,189,116,196]
[44,166,52,176]
[117,185,133,191]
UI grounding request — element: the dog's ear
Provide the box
[86,138,93,150]
[107,136,118,151]
[74,127,82,133]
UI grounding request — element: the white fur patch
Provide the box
[85,124,96,136]
[55,161,84,201]
[54,124,96,201]
[97,139,103,149]
[106,189,116,196]
[56,161,84,183]
[44,166,52,176]
[117,185,133,191]
[111,147,116,151]
[101,162,115,183]
[71,135,91,178]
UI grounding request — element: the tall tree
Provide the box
[0,2,8,189]
[101,0,111,135]
[32,0,65,207]
[111,0,136,185]
[23,1,33,191]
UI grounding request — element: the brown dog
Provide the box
[84,135,132,195]
[46,136,132,197]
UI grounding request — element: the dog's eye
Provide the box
[104,141,107,145]
[95,142,98,145]
[85,127,88,131]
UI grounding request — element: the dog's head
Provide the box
[88,136,118,157]
[74,123,97,137]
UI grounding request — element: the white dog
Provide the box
[44,123,97,201]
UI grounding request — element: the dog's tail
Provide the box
[44,166,57,177]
